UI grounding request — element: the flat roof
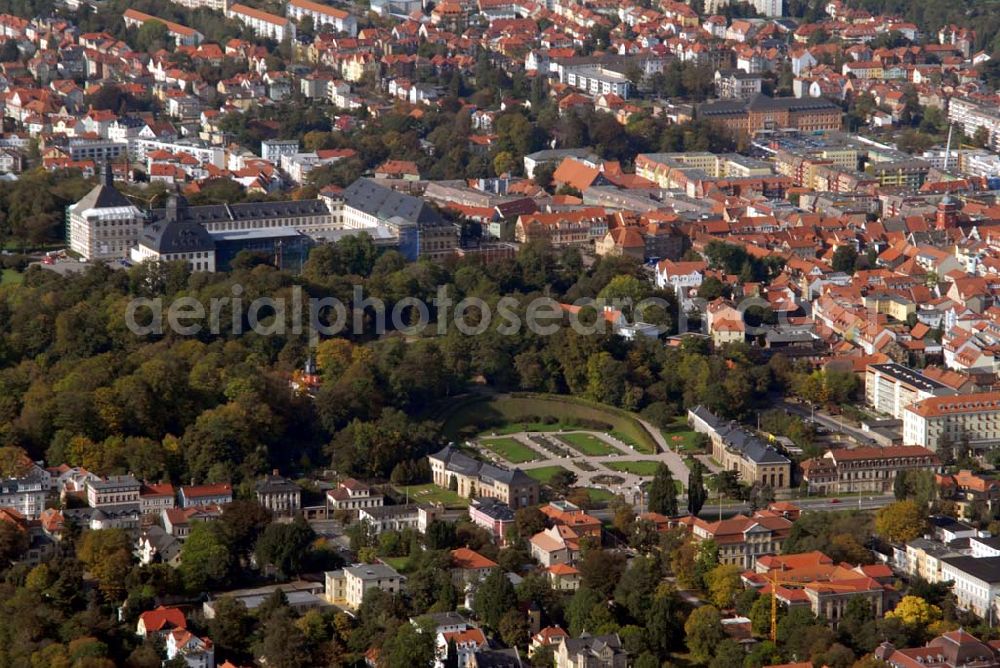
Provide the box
[869,362,948,391]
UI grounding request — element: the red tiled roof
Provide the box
[139,606,187,633]
[451,547,498,570]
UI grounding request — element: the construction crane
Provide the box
[762,570,867,643]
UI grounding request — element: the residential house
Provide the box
[325,563,405,610]
[327,478,384,515]
[255,472,301,517]
[137,606,187,639]
[555,633,627,668]
[451,547,499,587]
[179,483,232,508]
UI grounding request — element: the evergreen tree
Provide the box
[688,461,707,517]
[648,463,678,516]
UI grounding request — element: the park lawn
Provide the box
[395,483,469,508]
[525,466,570,484]
[481,437,539,463]
[603,460,661,476]
[558,432,619,456]
[663,417,704,452]
[1,269,22,286]
[582,488,616,505]
[442,394,658,454]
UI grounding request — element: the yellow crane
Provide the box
[763,570,863,643]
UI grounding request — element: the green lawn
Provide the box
[525,466,570,484]
[603,460,662,476]
[481,437,539,463]
[443,393,659,454]
[1,269,22,286]
[558,432,619,456]
[395,484,469,508]
[662,418,704,452]
[582,488,616,504]
[380,556,410,572]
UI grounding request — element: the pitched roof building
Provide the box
[429,445,539,509]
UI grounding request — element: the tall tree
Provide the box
[648,463,678,516]
[685,605,726,664]
[688,461,708,516]
[473,567,517,630]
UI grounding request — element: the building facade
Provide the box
[67,166,145,261]
[429,445,539,510]
[255,473,301,516]
[689,406,792,488]
[800,446,941,495]
[904,392,1000,451]
[325,563,405,610]
[866,363,958,419]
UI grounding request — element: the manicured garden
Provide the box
[480,437,539,463]
[603,460,661,476]
[558,432,620,456]
[442,393,659,454]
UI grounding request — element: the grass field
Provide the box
[663,417,704,452]
[525,466,570,484]
[442,394,659,454]
[380,556,410,572]
[603,460,662,476]
[583,488,616,504]
[1,269,22,286]
[395,483,469,508]
[481,437,539,463]
[558,432,619,456]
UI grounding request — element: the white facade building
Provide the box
[67,168,145,261]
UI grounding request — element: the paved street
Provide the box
[776,399,879,446]
[696,493,896,519]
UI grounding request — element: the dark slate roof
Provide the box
[697,99,750,117]
[699,95,839,118]
[746,94,839,113]
[473,497,515,521]
[255,474,300,495]
[940,555,1000,583]
[73,181,134,211]
[149,198,329,225]
[563,633,624,658]
[343,178,446,227]
[690,405,721,425]
[138,218,215,254]
[717,423,790,465]
[430,446,535,486]
[470,648,523,668]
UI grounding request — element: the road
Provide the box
[776,399,879,446]
[695,493,896,519]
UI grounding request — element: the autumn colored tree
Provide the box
[875,501,927,543]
